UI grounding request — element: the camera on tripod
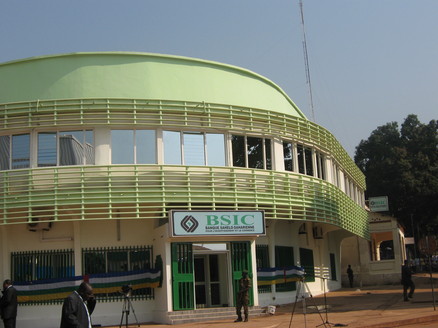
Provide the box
[119,285,139,327]
[121,285,132,297]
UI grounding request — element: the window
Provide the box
[206,133,226,166]
[316,152,326,180]
[344,176,350,195]
[330,253,337,281]
[61,130,94,165]
[0,135,10,170]
[305,147,313,176]
[332,162,339,187]
[247,137,264,169]
[11,249,74,282]
[285,143,326,180]
[136,130,156,164]
[379,240,395,260]
[163,131,181,164]
[82,246,153,299]
[183,132,205,166]
[111,130,155,164]
[297,144,313,176]
[232,135,245,167]
[283,142,294,172]
[111,130,134,164]
[12,134,30,169]
[299,248,315,282]
[163,131,226,166]
[275,246,296,292]
[38,132,57,167]
[297,144,305,174]
[256,244,271,293]
[232,135,272,170]
[37,130,94,167]
[83,246,152,273]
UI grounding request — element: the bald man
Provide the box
[60,282,96,328]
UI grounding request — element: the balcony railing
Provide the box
[0,98,365,188]
[0,165,368,238]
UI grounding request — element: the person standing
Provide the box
[0,279,18,328]
[347,265,354,288]
[235,270,251,322]
[60,282,96,328]
[401,260,415,301]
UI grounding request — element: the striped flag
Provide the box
[14,269,161,303]
[257,266,305,285]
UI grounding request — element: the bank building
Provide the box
[0,52,367,327]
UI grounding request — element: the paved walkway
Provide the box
[107,273,438,328]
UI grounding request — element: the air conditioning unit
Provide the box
[27,218,53,232]
[298,223,307,235]
[312,226,323,239]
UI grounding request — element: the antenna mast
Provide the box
[299,0,315,121]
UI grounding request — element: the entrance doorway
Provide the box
[171,241,252,311]
[194,244,230,308]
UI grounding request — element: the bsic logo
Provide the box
[180,215,199,233]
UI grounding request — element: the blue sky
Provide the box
[1,0,437,157]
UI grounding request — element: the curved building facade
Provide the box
[0,52,367,327]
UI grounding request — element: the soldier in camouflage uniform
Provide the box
[235,270,251,322]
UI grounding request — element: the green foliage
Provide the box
[354,115,438,235]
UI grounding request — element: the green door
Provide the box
[231,241,253,306]
[171,243,194,310]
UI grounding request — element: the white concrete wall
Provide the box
[17,299,156,328]
[2,219,159,327]
[3,217,348,327]
[151,223,171,324]
[257,220,343,308]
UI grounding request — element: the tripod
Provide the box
[316,275,335,327]
[288,278,329,328]
[119,295,140,328]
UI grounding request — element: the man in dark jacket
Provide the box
[0,279,18,328]
[60,282,96,328]
[401,260,415,301]
[347,265,354,288]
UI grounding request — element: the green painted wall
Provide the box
[0,52,306,119]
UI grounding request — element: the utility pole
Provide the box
[299,0,316,122]
[410,214,418,260]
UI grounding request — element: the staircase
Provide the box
[167,306,265,325]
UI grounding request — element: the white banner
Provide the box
[369,196,389,212]
[404,237,415,245]
[170,210,265,237]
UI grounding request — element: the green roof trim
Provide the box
[0,52,306,119]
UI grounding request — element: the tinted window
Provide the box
[12,134,30,169]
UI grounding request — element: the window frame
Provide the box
[82,246,154,300]
[163,130,226,166]
[256,244,271,293]
[231,134,272,170]
[275,245,296,292]
[11,249,75,282]
[111,129,156,165]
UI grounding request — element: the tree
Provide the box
[354,114,438,235]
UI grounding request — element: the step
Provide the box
[168,306,265,325]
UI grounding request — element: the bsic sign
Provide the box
[170,210,265,237]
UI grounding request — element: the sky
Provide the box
[1,0,437,157]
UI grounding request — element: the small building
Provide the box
[0,52,368,327]
[341,211,405,287]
